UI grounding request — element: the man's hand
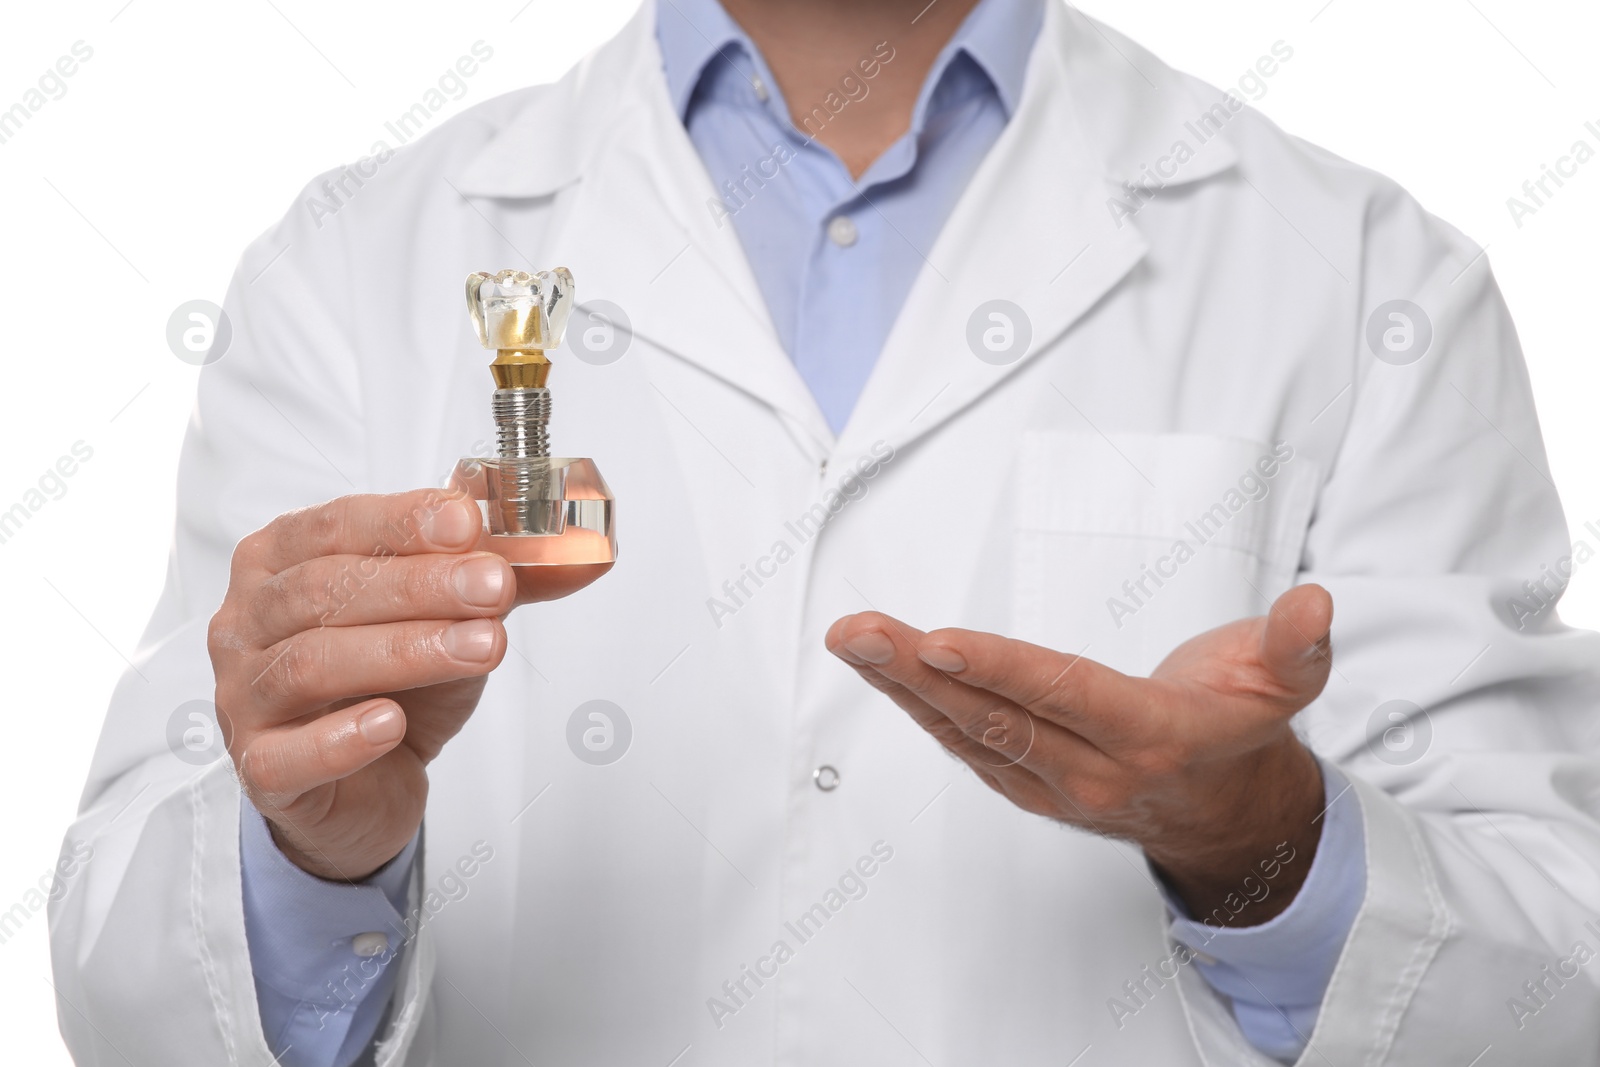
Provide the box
[209,489,530,882]
[825,585,1335,925]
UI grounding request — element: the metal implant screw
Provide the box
[493,387,552,460]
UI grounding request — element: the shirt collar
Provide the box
[656,0,749,120]
[944,0,1040,117]
[655,0,1042,125]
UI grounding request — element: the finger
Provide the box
[250,551,514,642]
[244,489,483,576]
[836,648,999,759]
[827,615,1021,759]
[826,611,929,664]
[827,627,1116,824]
[827,612,1110,775]
[249,617,505,718]
[910,625,1149,748]
[236,697,407,804]
[829,611,1014,748]
[836,650,1057,795]
[1257,583,1334,708]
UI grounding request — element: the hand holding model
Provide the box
[208,268,615,880]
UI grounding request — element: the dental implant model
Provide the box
[453,268,617,602]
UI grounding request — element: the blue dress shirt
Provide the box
[240,798,416,1066]
[658,0,1039,432]
[241,1,1368,1063]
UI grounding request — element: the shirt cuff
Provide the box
[1157,757,1366,1061]
[239,797,419,1064]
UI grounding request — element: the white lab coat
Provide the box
[51,3,1600,1064]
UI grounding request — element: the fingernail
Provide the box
[918,646,966,673]
[444,618,497,662]
[453,556,506,608]
[424,499,480,548]
[843,631,895,664]
[358,703,404,745]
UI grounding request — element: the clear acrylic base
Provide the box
[450,456,616,603]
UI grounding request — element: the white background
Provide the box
[1,0,1595,1060]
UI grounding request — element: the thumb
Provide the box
[1258,583,1334,709]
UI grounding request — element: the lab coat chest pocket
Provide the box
[1012,432,1320,676]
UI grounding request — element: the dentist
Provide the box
[52,0,1600,1064]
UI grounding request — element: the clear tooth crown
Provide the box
[466,267,575,352]
[454,265,616,577]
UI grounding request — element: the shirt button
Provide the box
[814,765,840,791]
[750,75,770,103]
[352,932,390,958]
[826,216,858,248]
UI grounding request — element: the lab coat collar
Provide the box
[451,3,1238,200]
[454,0,834,450]
[448,5,656,200]
[448,2,1242,456]
[830,2,1240,457]
[1054,4,1240,188]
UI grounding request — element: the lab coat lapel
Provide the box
[450,2,1241,461]
[833,2,1237,460]
[451,4,833,455]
